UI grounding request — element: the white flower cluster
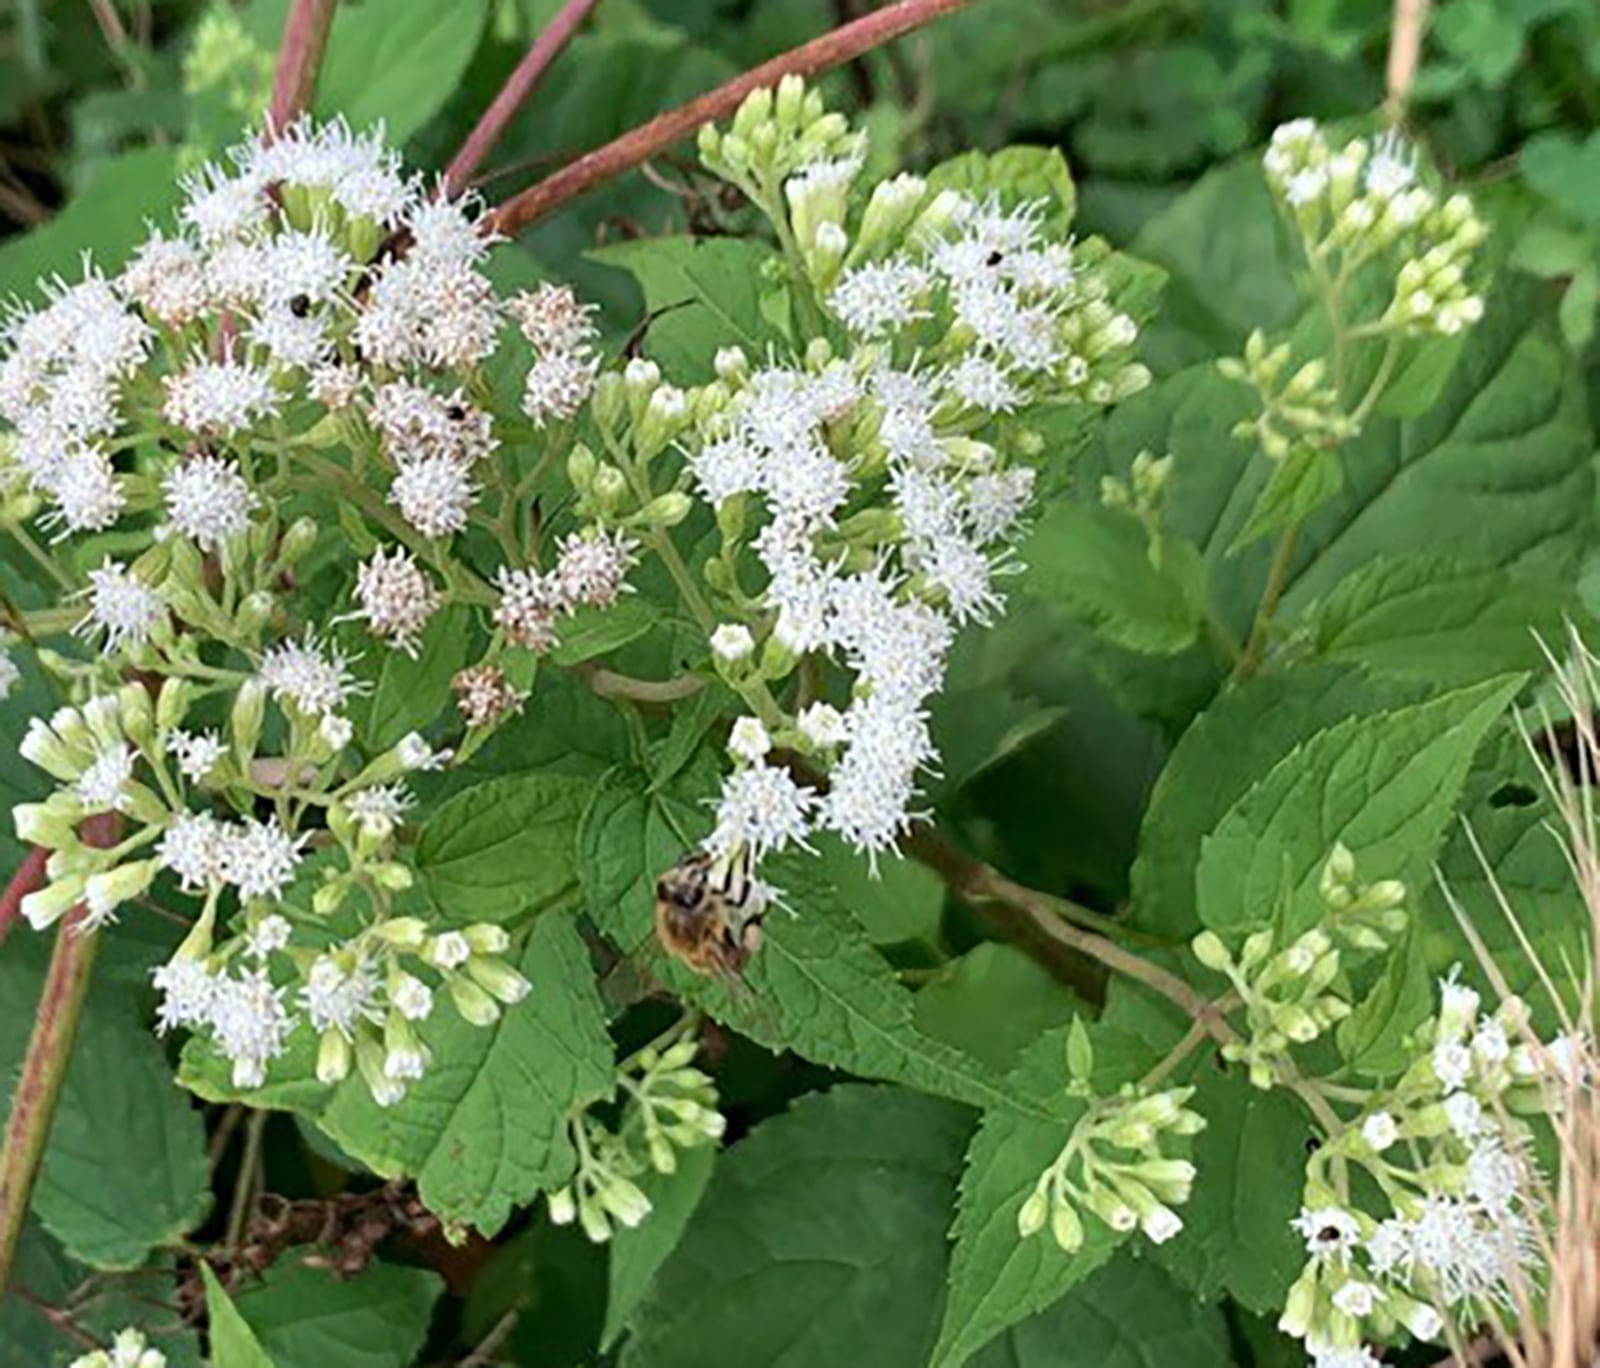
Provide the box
[1017,1084,1204,1253]
[68,1327,166,1368]
[669,80,1151,877]
[1278,970,1584,1367]
[493,528,637,653]
[549,1030,725,1243]
[1263,121,1486,337]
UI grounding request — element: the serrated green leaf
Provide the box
[970,1252,1232,1367]
[602,1145,716,1352]
[578,766,1056,1117]
[913,942,1082,1074]
[1310,554,1582,685]
[362,605,472,750]
[931,1026,1137,1368]
[1338,923,1432,1078]
[415,772,590,922]
[1131,664,1423,936]
[1151,1068,1312,1314]
[1198,675,1523,936]
[621,1086,970,1368]
[548,599,659,667]
[180,915,613,1236]
[1019,502,1201,654]
[0,936,210,1271]
[233,1257,443,1368]
[589,236,786,382]
[926,145,1076,232]
[203,1263,276,1368]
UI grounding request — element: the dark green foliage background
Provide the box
[3,1,1599,1365]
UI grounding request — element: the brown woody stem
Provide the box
[269,0,339,131]
[486,0,971,236]
[0,814,120,1296]
[0,848,49,952]
[445,0,603,194]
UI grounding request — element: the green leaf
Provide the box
[1309,554,1579,686]
[926,145,1076,232]
[913,943,1082,1074]
[970,1252,1232,1367]
[548,599,660,667]
[1520,130,1600,226]
[1019,502,1201,654]
[578,766,1054,1117]
[233,1258,444,1368]
[0,147,181,298]
[0,937,210,1271]
[621,1085,971,1368]
[931,1026,1135,1368]
[1198,675,1523,937]
[203,1263,276,1368]
[1152,1068,1313,1314]
[1230,443,1342,553]
[362,605,472,750]
[1131,663,1422,936]
[589,236,786,382]
[812,833,945,946]
[602,1145,716,1352]
[415,772,591,922]
[313,0,492,143]
[1338,923,1432,1078]
[180,914,614,1236]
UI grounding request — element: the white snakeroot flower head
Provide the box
[1465,1140,1524,1214]
[157,811,229,891]
[153,957,217,1035]
[1443,1091,1484,1138]
[162,455,258,551]
[163,353,279,436]
[246,915,293,959]
[829,260,932,337]
[553,530,635,611]
[709,762,816,861]
[302,954,379,1037]
[389,454,476,539]
[1293,1206,1362,1263]
[710,623,754,662]
[798,701,847,749]
[260,629,363,718]
[41,446,126,537]
[1432,1039,1473,1092]
[223,816,306,901]
[1365,130,1417,200]
[1330,1280,1379,1318]
[390,973,433,1021]
[181,162,269,243]
[688,435,764,504]
[77,559,163,653]
[947,354,1022,412]
[1361,1111,1399,1153]
[728,717,771,764]
[210,965,294,1089]
[120,230,211,326]
[510,282,598,353]
[1141,1204,1184,1244]
[348,782,411,840]
[352,546,441,655]
[396,731,451,771]
[320,713,354,751]
[69,1324,168,1368]
[1438,966,1480,1038]
[494,565,561,652]
[310,362,362,409]
[369,381,496,465]
[0,649,19,700]
[167,728,226,784]
[76,743,135,812]
[522,349,599,425]
[1472,1018,1510,1068]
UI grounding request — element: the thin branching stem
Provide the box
[445,0,603,194]
[486,0,971,236]
[0,847,49,952]
[269,0,339,132]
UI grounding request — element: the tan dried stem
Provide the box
[1385,0,1433,121]
[486,0,971,237]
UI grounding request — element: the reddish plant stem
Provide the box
[0,848,49,952]
[0,813,120,1297]
[445,0,603,195]
[486,0,971,237]
[269,0,340,132]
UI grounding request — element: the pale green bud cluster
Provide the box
[580,358,696,529]
[548,1029,726,1243]
[182,6,275,117]
[1218,331,1356,464]
[697,75,866,208]
[1316,841,1408,950]
[1262,120,1487,341]
[1017,1083,1204,1253]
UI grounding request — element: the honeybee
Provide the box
[653,844,767,981]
